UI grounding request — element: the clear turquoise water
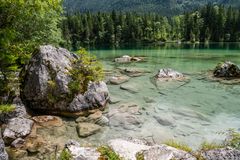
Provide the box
[88,43,240,148]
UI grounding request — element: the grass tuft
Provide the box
[164,140,192,153]
[97,146,122,160]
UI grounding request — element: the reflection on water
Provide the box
[87,43,240,148]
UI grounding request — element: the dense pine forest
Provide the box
[62,5,240,49]
[64,0,240,16]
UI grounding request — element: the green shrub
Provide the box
[0,104,15,113]
[68,48,104,95]
[97,146,122,160]
[164,140,192,153]
[59,149,72,160]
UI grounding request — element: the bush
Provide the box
[0,104,15,113]
[68,48,104,95]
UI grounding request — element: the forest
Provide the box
[62,4,240,50]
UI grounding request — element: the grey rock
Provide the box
[119,67,150,77]
[120,84,139,94]
[201,147,240,160]
[20,45,109,114]
[95,116,109,126]
[11,138,25,148]
[115,55,132,63]
[0,134,8,160]
[70,81,109,112]
[65,140,100,160]
[108,139,196,160]
[114,55,145,63]
[155,68,185,81]
[0,97,27,124]
[107,139,150,160]
[109,75,130,85]
[213,61,240,78]
[108,103,142,130]
[139,144,196,160]
[2,117,33,144]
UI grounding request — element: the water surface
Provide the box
[89,43,240,148]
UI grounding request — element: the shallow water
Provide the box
[89,44,240,148]
[37,43,240,149]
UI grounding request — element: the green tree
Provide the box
[0,0,63,102]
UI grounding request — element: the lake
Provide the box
[37,43,240,149]
[89,43,240,148]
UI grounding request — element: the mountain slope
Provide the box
[64,0,240,15]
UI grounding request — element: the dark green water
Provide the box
[89,43,240,148]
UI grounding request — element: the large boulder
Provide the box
[20,45,109,115]
[213,61,240,78]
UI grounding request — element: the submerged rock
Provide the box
[155,68,185,81]
[109,75,130,85]
[213,61,240,78]
[201,147,240,160]
[76,122,101,137]
[119,67,150,77]
[20,45,109,115]
[108,103,142,130]
[65,140,100,160]
[2,117,34,144]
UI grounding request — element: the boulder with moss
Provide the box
[20,45,109,116]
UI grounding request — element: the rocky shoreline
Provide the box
[1,45,240,160]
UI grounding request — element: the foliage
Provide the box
[200,141,223,151]
[68,49,104,95]
[0,104,15,113]
[0,0,63,100]
[64,0,240,16]
[136,152,144,160]
[164,140,193,153]
[59,149,72,160]
[62,5,240,49]
[224,129,240,149]
[97,146,122,160]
